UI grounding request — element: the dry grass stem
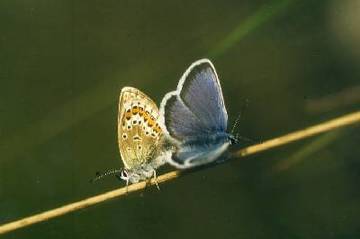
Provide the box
[233,111,360,157]
[0,111,359,235]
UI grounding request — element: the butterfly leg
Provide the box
[153,170,160,190]
[125,178,129,194]
[115,174,129,194]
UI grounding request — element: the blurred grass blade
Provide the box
[210,0,295,57]
[272,130,344,172]
[0,62,155,162]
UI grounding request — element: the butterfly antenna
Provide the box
[231,99,249,135]
[231,114,241,135]
[235,132,256,144]
[90,169,122,183]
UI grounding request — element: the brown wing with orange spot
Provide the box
[118,87,163,169]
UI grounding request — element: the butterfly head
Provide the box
[120,168,144,184]
[120,169,129,181]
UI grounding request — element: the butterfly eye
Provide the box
[121,170,129,179]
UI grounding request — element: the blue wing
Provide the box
[160,59,228,141]
[162,93,209,140]
[159,59,230,168]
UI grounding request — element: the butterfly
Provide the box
[159,59,237,169]
[117,86,170,186]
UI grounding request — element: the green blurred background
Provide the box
[1,0,360,238]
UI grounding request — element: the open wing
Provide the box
[160,59,228,142]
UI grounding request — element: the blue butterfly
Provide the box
[160,59,237,169]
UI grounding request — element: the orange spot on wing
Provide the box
[154,125,162,133]
[153,123,161,133]
[143,113,149,122]
[139,107,144,116]
[125,109,132,120]
[132,106,139,114]
[148,118,154,127]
